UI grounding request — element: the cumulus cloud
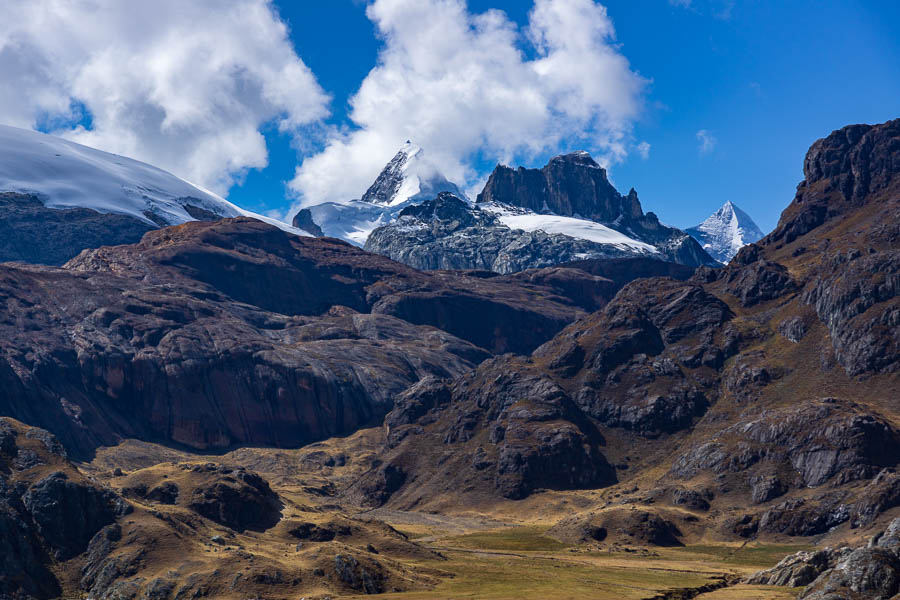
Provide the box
[0,0,329,194]
[289,0,646,209]
[696,129,717,154]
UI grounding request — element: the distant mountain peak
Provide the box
[360,143,464,206]
[687,200,765,263]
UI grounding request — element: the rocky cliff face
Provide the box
[0,217,623,457]
[0,418,130,599]
[477,152,641,222]
[475,152,713,259]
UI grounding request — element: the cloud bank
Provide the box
[290,0,647,208]
[0,0,329,194]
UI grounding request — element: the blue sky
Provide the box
[228,0,900,232]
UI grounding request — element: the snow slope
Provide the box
[481,202,658,254]
[686,200,765,263]
[305,200,407,246]
[0,125,306,234]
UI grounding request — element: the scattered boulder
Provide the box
[334,553,384,594]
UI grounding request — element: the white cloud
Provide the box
[289,0,646,209]
[0,0,329,195]
[636,141,651,159]
[696,129,717,154]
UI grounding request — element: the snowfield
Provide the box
[0,125,307,235]
[481,202,658,253]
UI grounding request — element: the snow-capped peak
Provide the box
[0,125,306,235]
[686,200,765,263]
[361,142,465,206]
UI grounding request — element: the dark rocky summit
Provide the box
[475,152,716,265]
[476,151,643,223]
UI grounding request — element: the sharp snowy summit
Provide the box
[295,142,464,245]
[361,142,466,206]
[686,200,765,263]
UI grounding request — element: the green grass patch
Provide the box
[442,526,569,552]
[671,543,814,568]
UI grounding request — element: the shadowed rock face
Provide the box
[0,192,154,265]
[477,152,642,223]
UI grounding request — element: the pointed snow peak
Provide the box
[361,143,465,206]
[686,201,765,263]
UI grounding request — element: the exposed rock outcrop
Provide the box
[0,418,131,600]
[0,218,608,455]
[365,193,646,273]
[186,464,282,532]
[749,518,900,599]
[352,357,615,505]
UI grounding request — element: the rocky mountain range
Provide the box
[298,148,720,272]
[0,118,896,599]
